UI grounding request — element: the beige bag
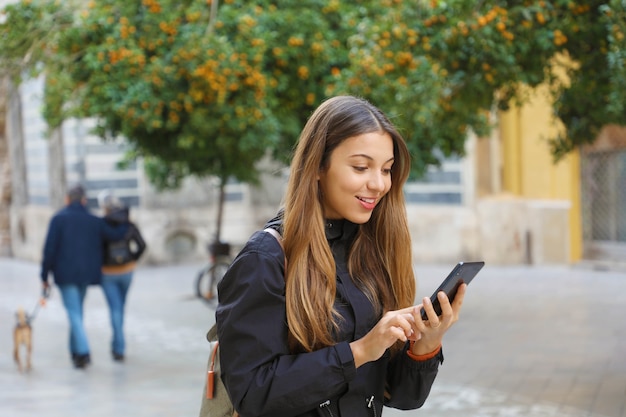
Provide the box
[199,324,238,417]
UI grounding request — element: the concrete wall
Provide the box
[11,192,571,267]
[408,195,570,266]
[408,204,479,264]
[475,196,570,265]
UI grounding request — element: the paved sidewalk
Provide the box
[0,257,624,417]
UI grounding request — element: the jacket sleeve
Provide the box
[216,232,357,417]
[128,223,147,260]
[101,218,128,241]
[384,342,443,410]
[40,215,60,282]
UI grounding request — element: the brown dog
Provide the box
[13,307,32,373]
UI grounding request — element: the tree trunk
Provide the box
[6,80,28,207]
[47,127,66,209]
[215,176,226,243]
[0,77,12,256]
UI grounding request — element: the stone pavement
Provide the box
[0,257,624,417]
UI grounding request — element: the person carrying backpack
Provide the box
[99,191,147,362]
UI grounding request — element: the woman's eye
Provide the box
[353,166,367,172]
[382,168,392,175]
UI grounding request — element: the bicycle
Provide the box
[195,240,232,306]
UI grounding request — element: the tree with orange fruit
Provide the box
[0,0,386,241]
[1,0,624,222]
[336,0,625,165]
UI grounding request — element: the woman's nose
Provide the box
[367,172,386,191]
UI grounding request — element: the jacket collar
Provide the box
[324,219,358,242]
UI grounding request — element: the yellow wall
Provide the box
[499,84,583,261]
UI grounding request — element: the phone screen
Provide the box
[420,261,484,320]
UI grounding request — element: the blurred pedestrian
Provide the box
[98,191,146,362]
[40,184,128,369]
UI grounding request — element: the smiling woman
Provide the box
[208,95,468,417]
[318,131,394,222]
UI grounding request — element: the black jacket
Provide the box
[216,217,443,417]
[102,206,146,266]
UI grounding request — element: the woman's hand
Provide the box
[349,284,467,367]
[410,283,467,355]
[350,306,420,368]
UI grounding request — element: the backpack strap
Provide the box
[263,227,286,269]
[263,227,282,247]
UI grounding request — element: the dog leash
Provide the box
[28,287,51,323]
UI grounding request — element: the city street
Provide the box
[1,257,624,417]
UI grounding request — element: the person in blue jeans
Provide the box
[99,191,146,362]
[41,184,128,369]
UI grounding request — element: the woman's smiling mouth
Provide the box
[357,196,377,210]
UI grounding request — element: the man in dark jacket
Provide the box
[40,184,127,369]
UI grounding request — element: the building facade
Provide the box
[4,75,624,267]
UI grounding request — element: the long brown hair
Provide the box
[283,96,415,352]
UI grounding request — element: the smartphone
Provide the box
[420,261,485,320]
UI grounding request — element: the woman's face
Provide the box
[318,131,394,223]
